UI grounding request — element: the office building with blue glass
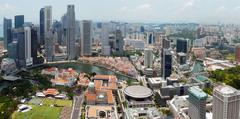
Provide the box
[3,18,12,49]
[14,15,24,28]
[162,49,172,79]
[176,38,188,53]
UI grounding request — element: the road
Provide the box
[71,95,84,119]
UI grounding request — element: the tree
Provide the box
[99,111,106,118]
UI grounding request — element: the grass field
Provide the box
[42,98,72,107]
[12,105,62,119]
[55,99,72,107]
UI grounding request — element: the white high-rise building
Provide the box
[212,85,240,119]
[144,48,153,68]
[101,23,110,56]
[44,6,54,62]
[66,5,76,60]
[80,20,92,56]
[24,27,33,66]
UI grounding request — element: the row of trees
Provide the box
[209,66,240,89]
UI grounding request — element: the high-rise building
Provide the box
[144,48,153,68]
[3,18,12,49]
[101,23,110,56]
[61,14,67,46]
[66,5,76,60]
[8,41,18,61]
[52,20,62,45]
[162,38,170,49]
[147,32,155,45]
[212,85,240,119]
[14,15,24,28]
[235,44,240,62]
[44,6,54,62]
[140,26,145,33]
[177,52,187,65]
[176,38,188,53]
[40,8,45,45]
[24,27,33,66]
[188,86,207,119]
[80,20,92,56]
[31,26,39,65]
[115,30,124,53]
[12,28,26,67]
[162,49,172,79]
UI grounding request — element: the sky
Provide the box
[1,0,240,24]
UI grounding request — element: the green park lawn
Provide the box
[55,99,72,107]
[12,105,62,119]
[42,98,72,107]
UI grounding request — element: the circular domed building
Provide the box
[124,85,154,108]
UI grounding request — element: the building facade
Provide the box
[80,20,92,56]
[66,5,76,60]
[162,49,172,79]
[176,38,188,53]
[144,48,153,68]
[3,18,12,49]
[24,27,33,66]
[40,8,45,45]
[14,15,24,28]
[212,85,240,119]
[235,44,240,62]
[44,6,54,62]
[188,87,207,119]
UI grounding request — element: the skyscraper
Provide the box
[3,18,12,49]
[235,44,240,62]
[8,41,18,61]
[40,8,45,45]
[176,38,188,53]
[66,5,76,60]
[24,27,33,66]
[12,28,25,67]
[147,32,154,45]
[44,6,54,62]
[144,48,153,68]
[101,23,110,56]
[115,30,124,53]
[61,14,67,46]
[31,26,39,65]
[188,86,207,119]
[162,49,172,79]
[81,20,92,56]
[162,38,170,49]
[212,85,240,119]
[14,15,24,28]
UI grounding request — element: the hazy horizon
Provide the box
[1,0,240,25]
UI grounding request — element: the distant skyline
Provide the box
[1,0,240,24]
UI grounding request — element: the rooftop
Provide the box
[87,106,114,118]
[148,77,165,84]
[196,75,209,82]
[188,87,207,100]
[124,85,153,99]
[215,85,239,95]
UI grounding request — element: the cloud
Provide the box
[119,6,128,12]
[185,0,194,7]
[135,3,152,10]
[216,6,226,13]
[118,3,152,13]
[0,3,15,13]
[234,6,240,11]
